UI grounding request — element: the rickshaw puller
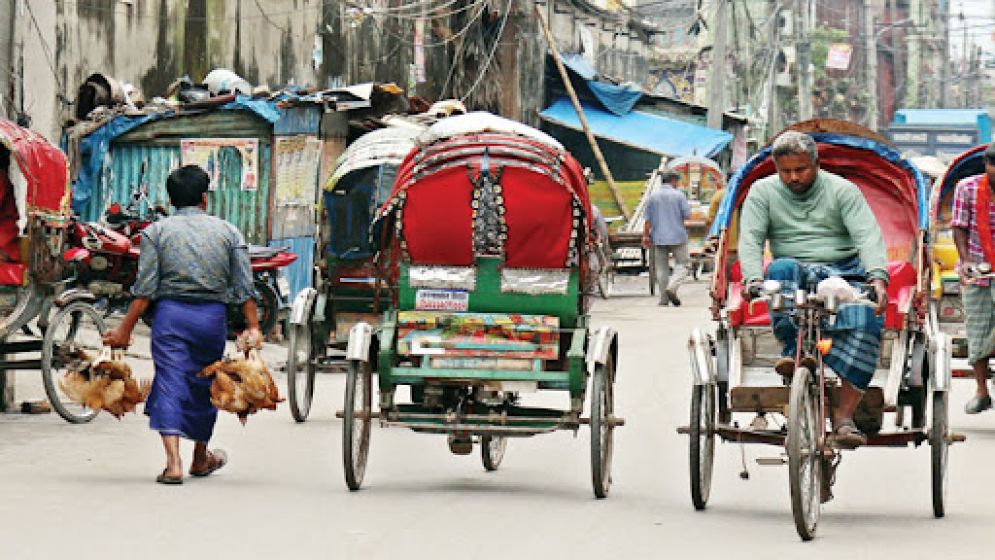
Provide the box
[951,143,995,414]
[739,131,889,448]
[103,165,262,484]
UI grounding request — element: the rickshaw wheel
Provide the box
[481,435,507,471]
[590,355,615,499]
[930,390,949,518]
[689,383,716,510]
[787,366,821,541]
[286,319,316,422]
[343,359,372,491]
[41,301,108,424]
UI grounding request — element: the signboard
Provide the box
[180,138,259,191]
[826,43,853,70]
[886,124,980,159]
[415,289,469,311]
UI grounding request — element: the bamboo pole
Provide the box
[534,5,629,219]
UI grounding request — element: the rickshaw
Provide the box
[683,120,958,540]
[668,155,724,280]
[336,113,622,497]
[0,119,108,423]
[285,126,422,422]
[929,144,986,378]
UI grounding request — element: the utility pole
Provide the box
[707,0,729,129]
[764,0,782,138]
[961,8,969,107]
[864,0,879,130]
[794,0,812,120]
[941,0,950,107]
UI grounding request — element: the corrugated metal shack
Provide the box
[97,109,274,244]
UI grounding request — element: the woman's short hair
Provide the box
[771,131,818,163]
[166,165,210,208]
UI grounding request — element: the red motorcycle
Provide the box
[65,190,297,337]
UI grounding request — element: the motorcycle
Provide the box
[65,186,297,338]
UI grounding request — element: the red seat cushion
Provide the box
[728,260,917,329]
[0,262,26,286]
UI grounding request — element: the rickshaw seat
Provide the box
[728,260,919,330]
[0,262,26,285]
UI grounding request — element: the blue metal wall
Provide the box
[92,142,273,244]
[269,235,315,300]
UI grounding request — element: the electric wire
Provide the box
[458,0,511,103]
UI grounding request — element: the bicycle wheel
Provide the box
[689,383,716,510]
[590,355,615,498]
[286,319,316,422]
[931,390,949,518]
[481,435,507,471]
[787,366,821,541]
[41,301,107,424]
[343,359,372,491]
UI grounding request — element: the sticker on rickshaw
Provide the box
[415,289,469,311]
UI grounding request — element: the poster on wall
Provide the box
[274,136,322,203]
[180,138,260,191]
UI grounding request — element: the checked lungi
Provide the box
[962,284,995,365]
[766,257,884,391]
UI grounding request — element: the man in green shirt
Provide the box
[739,131,889,448]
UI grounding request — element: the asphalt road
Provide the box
[1,277,993,559]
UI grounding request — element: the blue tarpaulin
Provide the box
[66,96,280,212]
[559,53,643,116]
[539,97,733,158]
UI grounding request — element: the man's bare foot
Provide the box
[190,449,228,477]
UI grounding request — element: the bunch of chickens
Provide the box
[60,348,151,418]
[198,349,283,425]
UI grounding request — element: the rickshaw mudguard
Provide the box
[377,309,398,403]
[930,331,953,392]
[687,327,715,386]
[289,287,318,326]
[345,321,374,363]
[585,324,616,377]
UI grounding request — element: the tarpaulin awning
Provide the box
[538,97,733,158]
[559,53,642,116]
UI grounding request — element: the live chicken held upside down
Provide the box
[197,351,283,424]
[59,348,151,418]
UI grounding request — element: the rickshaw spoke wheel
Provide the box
[931,390,949,518]
[286,320,316,422]
[590,355,615,498]
[481,435,507,471]
[41,302,107,424]
[788,366,821,541]
[689,383,716,510]
[343,359,372,491]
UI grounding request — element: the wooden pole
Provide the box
[535,5,629,219]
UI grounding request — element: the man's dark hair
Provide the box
[661,171,680,184]
[166,165,209,208]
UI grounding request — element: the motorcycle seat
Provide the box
[248,244,286,260]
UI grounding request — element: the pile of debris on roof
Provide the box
[65,68,469,137]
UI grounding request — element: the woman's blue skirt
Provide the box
[145,299,227,442]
